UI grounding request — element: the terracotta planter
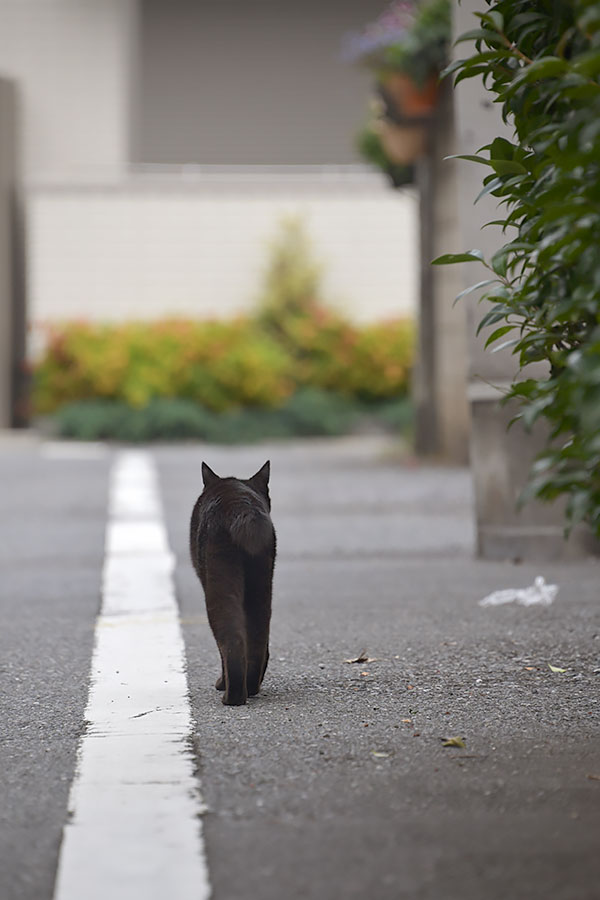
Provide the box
[375,119,428,165]
[380,71,440,118]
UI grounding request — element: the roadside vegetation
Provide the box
[33,219,414,443]
[435,1,600,536]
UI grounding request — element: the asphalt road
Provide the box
[1,434,599,900]
[0,438,109,900]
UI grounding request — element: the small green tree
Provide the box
[435,0,600,537]
[255,217,324,338]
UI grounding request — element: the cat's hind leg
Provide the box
[218,631,248,706]
[215,654,225,691]
[204,549,248,705]
[244,556,274,697]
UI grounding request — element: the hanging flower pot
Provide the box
[375,118,428,165]
[380,71,440,118]
[343,0,451,123]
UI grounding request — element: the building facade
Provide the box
[0,0,417,356]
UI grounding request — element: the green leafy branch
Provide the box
[434,0,600,537]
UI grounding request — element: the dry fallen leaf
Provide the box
[442,736,466,748]
[524,666,536,671]
[587,774,600,782]
[401,718,412,724]
[345,650,377,664]
[371,751,391,759]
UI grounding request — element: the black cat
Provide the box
[189,461,276,706]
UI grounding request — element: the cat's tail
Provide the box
[228,508,273,556]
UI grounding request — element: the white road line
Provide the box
[53,450,210,900]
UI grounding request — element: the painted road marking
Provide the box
[53,450,210,900]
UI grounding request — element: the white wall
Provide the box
[0,0,135,178]
[27,172,417,353]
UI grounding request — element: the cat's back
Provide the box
[193,479,265,530]
[190,478,273,570]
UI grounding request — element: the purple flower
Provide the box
[341,1,417,64]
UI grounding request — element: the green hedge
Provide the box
[33,218,415,443]
[51,391,413,444]
[33,315,414,415]
[33,319,294,414]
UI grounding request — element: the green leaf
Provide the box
[454,279,499,302]
[491,249,508,277]
[488,137,518,160]
[511,12,547,28]
[447,153,494,166]
[474,177,503,203]
[454,28,506,46]
[567,490,591,529]
[440,57,469,79]
[454,65,490,87]
[517,57,568,82]
[484,324,515,349]
[577,7,600,33]
[482,219,519,230]
[548,664,567,674]
[491,337,520,353]
[432,250,484,265]
[489,159,528,175]
[447,154,527,176]
[476,310,509,335]
[571,51,600,77]
[482,10,504,32]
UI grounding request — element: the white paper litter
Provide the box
[479,575,558,607]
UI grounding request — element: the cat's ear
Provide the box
[201,462,219,486]
[249,460,270,492]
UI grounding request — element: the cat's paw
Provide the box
[222,691,247,706]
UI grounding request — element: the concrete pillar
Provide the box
[430,82,470,464]
[452,0,597,559]
[0,78,19,428]
[414,81,470,464]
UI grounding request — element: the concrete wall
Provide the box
[27,172,417,354]
[136,0,382,165]
[0,0,136,178]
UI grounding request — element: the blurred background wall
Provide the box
[28,177,415,340]
[0,0,135,178]
[136,0,381,166]
[0,0,417,356]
